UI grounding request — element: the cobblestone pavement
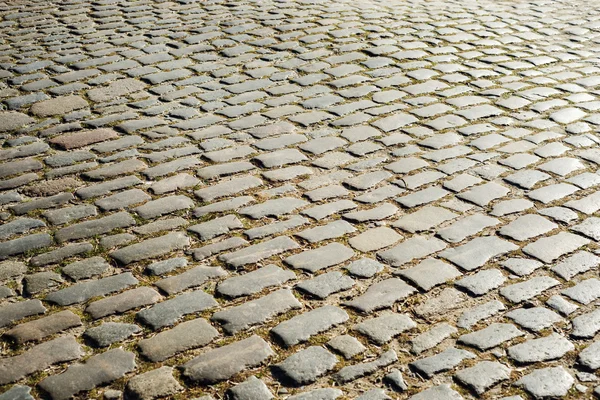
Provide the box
[4,0,600,399]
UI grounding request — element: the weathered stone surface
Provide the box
[3,4,600,398]
[125,367,183,400]
[411,323,457,354]
[0,233,53,259]
[62,256,110,281]
[84,322,141,347]
[212,289,301,334]
[274,346,337,385]
[272,305,349,347]
[30,95,87,117]
[0,336,83,385]
[579,340,600,370]
[133,195,194,219]
[139,318,219,362]
[188,214,244,240]
[85,287,162,319]
[111,232,189,264]
[354,313,416,344]
[30,242,93,266]
[345,278,416,313]
[508,333,574,363]
[217,264,295,298]
[0,385,35,400]
[327,335,366,359]
[0,111,35,132]
[87,78,147,102]
[182,335,274,383]
[45,272,138,306]
[155,266,226,295]
[287,389,343,400]
[55,212,136,242]
[137,290,217,329]
[226,376,273,400]
[0,299,46,328]
[572,308,600,338]
[455,361,511,395]
[397,259,461,291]
[38,349,136,400]
[335,349,397,383]
[440,236,518,271]
[296,271,355,299]
[515,367,574,399]
[409,384,464,400]
[378,236,447,266]
[219,236,299,267]
[5,310,82,344]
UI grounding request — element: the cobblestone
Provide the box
[2,0,600,397]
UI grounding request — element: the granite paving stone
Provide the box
[226,376,273,400]
[84,322,141,347]
[0,336,83,385]
[212,289,301,334]
[125,367,183,400]
[137,290,217,330]
[2,1,600,398]
[272,305,349,347]
[334,350,397,383]
[274,346,338,385]
[182,335,273,384]
[38,348,136,400]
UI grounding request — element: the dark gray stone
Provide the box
[274,346,337,385]
[139,318,219,362]
[212,289,301,334]
[217,264,296,298]
[38,349,136,400]
[0,336,83,385]
[226,376,273,400]
[84,322,141,347]
[182,335,274,383]
[85,287,162,319]
[0,233,52,259]
[4,310,81,344]
[155,266,227,295]
[125,367,183,400]
[55,212,136,243]
[334,350,397,383]
[0,299,46,328]
[353,312,416,344]
[137,290,218,330]
[45,272,138,306]
[110,232,189,265]
[296,271,355,299]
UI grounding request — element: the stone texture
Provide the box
[38,349,136,400]
[0,336,83,385]
[182,335,274,383]
[3,3,600,398]
[125,367,183,400]
[272,305,349,347]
